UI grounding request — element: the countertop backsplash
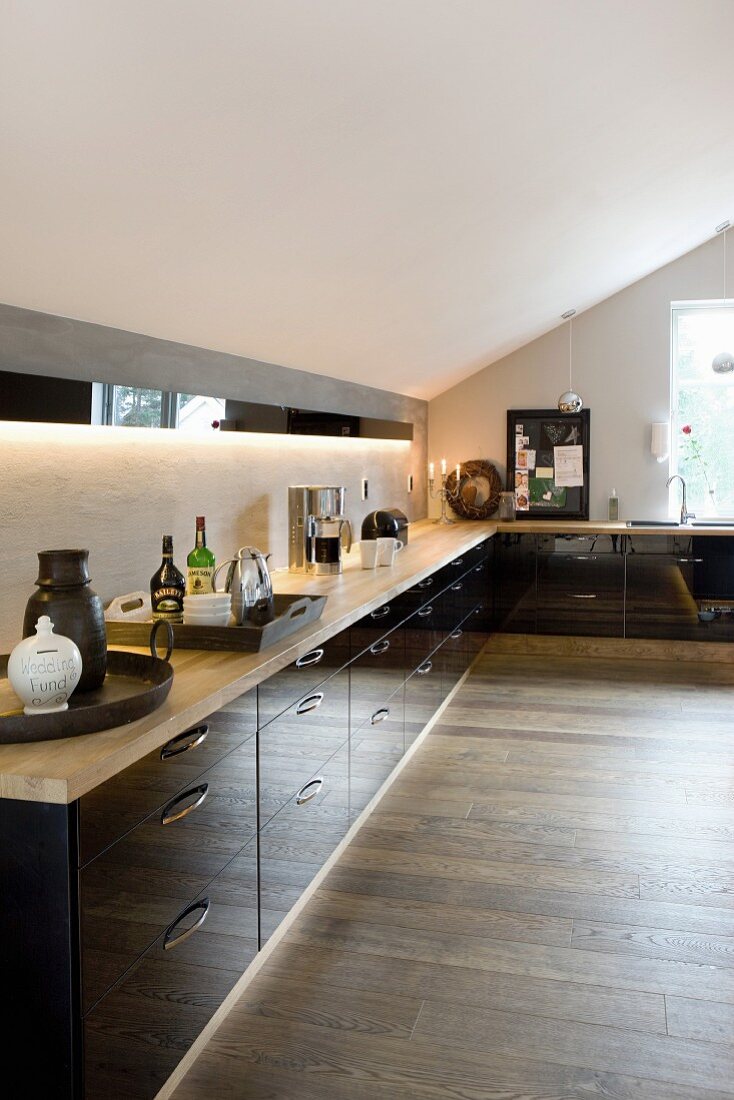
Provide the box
[1,420,426,654]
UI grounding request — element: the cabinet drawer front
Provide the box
[437,606,482,694]
[348,685,405,821]
[259,752,349,946]
[404,653,443,750]
[257,630,350,729]
[350,592,413,656]
[404,584,459,669]
[431,552,474,595]
[538,533,623,556]
[83,854,257,1100]
[536,552,624,637]
[258,667,349,828]
[626,533,695,556]
[350,630,407,733]
[81,740,256,1015]
[78,691,256,867]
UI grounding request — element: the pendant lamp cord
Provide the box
[724,226,728,303]
[569,316,573,391]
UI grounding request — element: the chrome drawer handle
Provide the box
[565,554,596,561]
[450,629,463,640]
[417,606,433,618]
[567,593,597,600]
[473,565,483,573]
[370,639,390,656]
[164,898,210,951]
[677,558,704,564]
[417,578,433,589]
[160,724,208,760]
[371,707,390,725]
[371,605,391,619]
[296,648,324,668]
[417,660,433,675]
[451,582,463,591]
[296,777,323,805]
[451,558,464,566]
[296,692,324,715]
[161,782,209,825]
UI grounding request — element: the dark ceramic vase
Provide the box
[23,549,107,693]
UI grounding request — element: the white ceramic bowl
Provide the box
[183,609,232,627]
[184,592,232,608]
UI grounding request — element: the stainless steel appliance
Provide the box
[212,546,274,625]
[288,485,352,574]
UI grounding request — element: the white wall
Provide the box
[1,422,423,654]
[428,234,733,521]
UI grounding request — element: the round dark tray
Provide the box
[0,649,174,745]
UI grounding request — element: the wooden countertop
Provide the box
[0,519,495,805]
[494,520,734,535]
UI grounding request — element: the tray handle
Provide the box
[283,597,314,623]
[150,620,175,661]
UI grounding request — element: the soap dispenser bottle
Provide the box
[608,489,619,521]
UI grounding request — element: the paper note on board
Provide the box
[554,445,584,487]
[536,466,554,478]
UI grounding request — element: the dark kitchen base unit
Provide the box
[494,531,734,641]
[2,540,492,1100]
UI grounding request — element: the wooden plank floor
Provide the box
[173,642,734,1099]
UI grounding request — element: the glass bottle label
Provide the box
[186,567,214,595]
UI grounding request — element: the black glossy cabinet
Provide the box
[257,629,351,729]
[81,692,258,1098]
[494,530,734,641]
[5,537,494,1100]
[494,532,537,633]
[536,533,625,637]
[257,665,350,942]
[625,534,734,641]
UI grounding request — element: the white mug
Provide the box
[376,537,405,567]
[359,540,379,569]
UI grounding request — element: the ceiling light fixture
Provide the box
[557,309,583,412]
[712,221,734,375]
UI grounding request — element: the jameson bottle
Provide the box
[187,516,216,595]
[150,535,185,623]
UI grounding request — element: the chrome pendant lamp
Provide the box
[557,309,583,412]
[712,221,734,375]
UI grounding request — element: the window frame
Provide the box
[670,299,734,519]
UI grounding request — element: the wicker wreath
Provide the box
[445,459,502,520]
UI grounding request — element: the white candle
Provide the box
[455,464,461,481]
[441,458,447,475]
[428,461,435,479]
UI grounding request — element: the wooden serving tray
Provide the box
[0,649,174,745]
[105,593,328,652]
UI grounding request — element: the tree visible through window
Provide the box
[672,304,734,517]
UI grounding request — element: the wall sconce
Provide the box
[651,422,669,463]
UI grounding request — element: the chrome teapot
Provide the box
[212,546,274,626]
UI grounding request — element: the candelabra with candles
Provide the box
[428,460,461,525]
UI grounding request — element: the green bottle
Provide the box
[187,516,216,595]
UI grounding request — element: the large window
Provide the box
[101,386,224,430]
[671,303,734,517]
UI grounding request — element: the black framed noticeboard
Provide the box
[506,409,590,520]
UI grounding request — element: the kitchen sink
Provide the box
[691,520,734,527]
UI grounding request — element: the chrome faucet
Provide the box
[666,474,695,525]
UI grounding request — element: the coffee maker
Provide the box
[288,486,352,574]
